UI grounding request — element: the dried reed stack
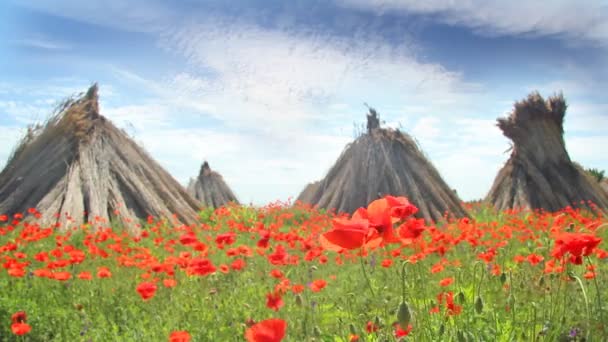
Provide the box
[486,92,608,211]
[187,161,238,208]
[0,84,200,231]
[297,108,468,222]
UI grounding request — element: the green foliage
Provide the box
[0,204,607,341]
[586,167,605,183]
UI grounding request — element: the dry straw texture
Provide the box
[187,161,238,208]
[486,91,608,211]
[297,109,469,222]
[0,84,200,231]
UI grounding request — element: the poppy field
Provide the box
[1,198,607,341]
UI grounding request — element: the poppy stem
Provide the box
[401,261,408,301]
[587,257,605,337]
[359,255,376,297]
[568,272,590,341]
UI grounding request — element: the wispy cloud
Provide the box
[12,37,70,50]
[156,16,483,138]
[336,0,608,47]
[14,0,177,33]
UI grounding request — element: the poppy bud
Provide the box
[475,296,484,314]
[438,323,445,336]
[349,323,357,335]
[295,294,303,307]
[456,291,466,304]
[314,326,322,337]
[537,275,545,287]
[396,301,411,329]
[457,330,467,342]
[374,315,381,328]
[499,272,507,284]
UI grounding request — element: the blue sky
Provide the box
[1,0,607,205]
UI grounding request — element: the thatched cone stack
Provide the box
[0,84,200,231]
[296,181,320,205]
[486,92,608,211]
[297,108,469,222]
[187,161,238,208]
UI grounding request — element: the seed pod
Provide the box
[397,301,412,329]
[475,296,484,314]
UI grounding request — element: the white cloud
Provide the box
[155,17,483,138]
[0,126,26,169]
[336,0,608,46]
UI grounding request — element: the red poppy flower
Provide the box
[319,217,380,252]
[437,291,462,316]
[97,267,112,278]
[366,321,379,334]
[309,279,327,292]
[78,272,93,280]
[268,245,289,265]
[584,271,595,279]
[385,195,418,220]
[136,282,157,301]
[245,318,287,342]
[169,331,191,342]
[270,269,284,279]
[163,278,177,288]
[526,254,544,266]
[8,267,25,278]
[53,271,72,281]
[439,277,454,287]
[179,232,198,246]
[0,214,8,222]
[320,196,418,252]
[11,311,27,324]
[11,322,31,335]
[292,284,305,294]
[266,291,284,311]
[394,323,412,337]
[398,218,425,243]
[551,233,602,265]
[186,258,216,276]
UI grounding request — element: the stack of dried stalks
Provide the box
[187,161,238,208]
[486,92,608,211]
[0,84,200,231]
[297,108,468,222]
